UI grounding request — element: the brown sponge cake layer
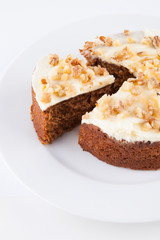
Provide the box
[31,80,118,144]
[79,123,160,170]
[31,51,134,144]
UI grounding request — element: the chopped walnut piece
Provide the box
[134,107,144,119]
[114,47,133,61]
[84,41,94,49]
[151,119,160,130]
[57,68,64,78]
[99,104,112,119]
[113,100,124,114]
[128,72,146,85]
[147,77,159,89]
[59,60,65,69]
[130,86,142,96]
[121,81,134,91]
[49,54,59,66]
[41,93,51,103]
[99,36,106,43]
[92,65,109,76]
[61,73,69,81]
[147,100,154,116]
[79,48,92,58]
[152,36,160,48]
[153,58,160,66]
[52,84,66,97]
[52,84,61,92]
[87,69,95,79]
[142,122,152,131]
[70,58,81,66]
[72,65,82,78]
[137,51,145,57]
[154,108,160,118]
[105,37,113,47]
[105,106,113,118]
[127,37,135,43]
[58,90,66,97]
[126,97,134,106]
[80,74,88,83]
[63,65,71,74]
[41,78,47,84]
[65,82,76,97]
[97,107,110,120]
[138,72,145,80]
[133,72,146,85]
[93,48,104,56]
[124,29,130,36]
[117,111,129,119]
[97,95,111,117]
[65,54,73,63]
[98,97,128,118]
[141,37,152,46]
[82,74,93,85]
[50,73,60,81]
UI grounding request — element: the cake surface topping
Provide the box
[82,30,160,142]
[32,54,114,111]
[82,79,160,142]
[80,30,160,78]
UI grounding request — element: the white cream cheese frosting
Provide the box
[88,30,160,76]
[82,29,160,143]
[32,54,115,111]
[82,81,160,142]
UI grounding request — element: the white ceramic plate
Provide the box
[1,14,160,223]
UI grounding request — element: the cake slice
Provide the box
[31,54,126,144]
[79,30,160,170]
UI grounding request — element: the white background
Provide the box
[1,0,160,239]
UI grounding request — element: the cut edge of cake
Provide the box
[31,54,132,144]
[79,29,160,170]
[79,123,160,170]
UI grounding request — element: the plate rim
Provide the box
[1,13,160,223]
